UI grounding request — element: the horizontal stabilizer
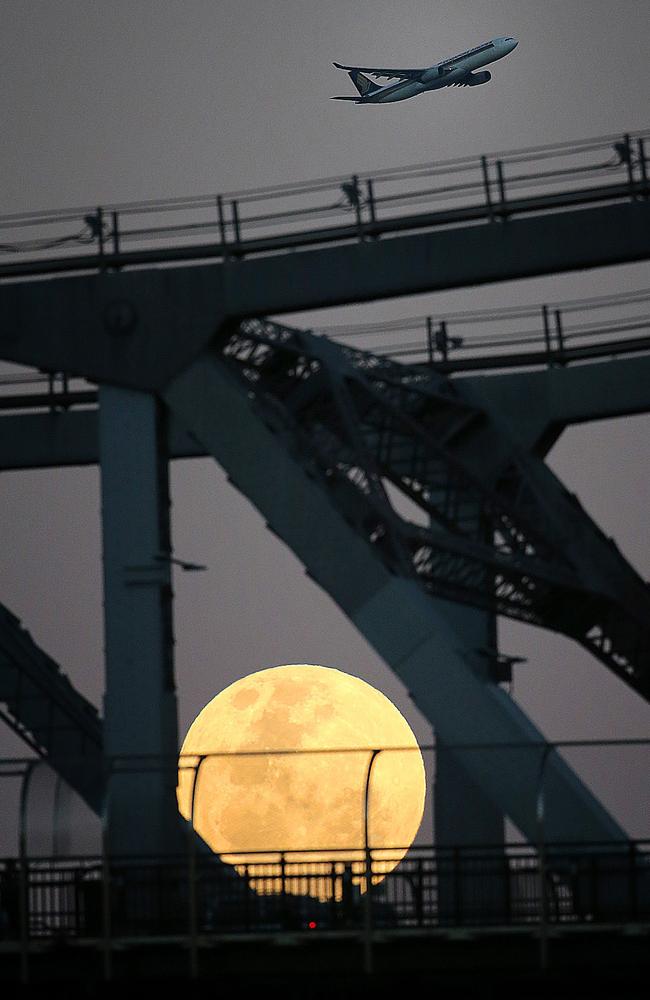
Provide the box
[333,61,423,81]
[331,96,360,102]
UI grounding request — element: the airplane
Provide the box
[332,36,518,104]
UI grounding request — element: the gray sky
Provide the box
[1,1,649,843]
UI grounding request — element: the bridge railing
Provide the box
[0,130,648,277]
[0,285,649,414]
[2,839,648,942]
[319,286,650,372]
[0,738,648,981]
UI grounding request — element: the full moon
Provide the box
[177,664,425,901]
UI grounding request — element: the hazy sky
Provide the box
[1,1,649,843]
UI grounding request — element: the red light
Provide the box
[308,920,317,929]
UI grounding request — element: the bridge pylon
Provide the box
[99,385,181,856]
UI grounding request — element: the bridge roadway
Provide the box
[4,923,649,995]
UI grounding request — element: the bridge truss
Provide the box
[0,128,649,859]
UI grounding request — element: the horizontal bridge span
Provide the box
[2,349,650,472]
[2,198,650,306]
[1,128,648,281]
[2,201,650,391]
[464,353,650,456]
[0,180,648,281]
[219,202,650,316]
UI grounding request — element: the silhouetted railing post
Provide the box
[638,138,648,195]
[416,857,424,927]
[216,195,228,249]
[503,852,512,925]
[591,854,599,920]
[496,160,507,218]
[99,758,113,981]
[187,757,203,980]
[426,316,434,364]
[536,744,552,972]
[542,305,552,360]
[480,155,495,222]
[352,175,363,238]
[554,309,565,356]
[244,863,251,931]
[101,815,112,980]
[18,760,41,985]
[628,842,638,921]
[366,179,376,226]
[111,212,120,257]
[96,206,105,261]
[362,749,380,974]
[453,846,461,925]
[436,321,449,363]
[280,851,289,929]
[231,200,242,244]
[623,134,635,194]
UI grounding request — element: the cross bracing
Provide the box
[217,318,650,702]
[0,127,649,852]
[163,339,627,844]
[0,601,103,811]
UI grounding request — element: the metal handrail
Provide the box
[1,286,648,410]
[0,129,647,280]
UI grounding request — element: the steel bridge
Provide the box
[0,129,649,980]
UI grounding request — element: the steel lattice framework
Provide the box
[0,602,103,810]
[218,318,649,702]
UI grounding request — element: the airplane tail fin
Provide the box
[347,70,380,97]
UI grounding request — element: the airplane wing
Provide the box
[333,62,424,81]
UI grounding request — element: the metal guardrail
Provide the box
[0,738,648,981]
[318,287,650,371]
[0,287,648,415]
[0,130,648,279]
[2,840,648,938]
[0,842,648,984]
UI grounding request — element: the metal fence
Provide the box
[318,286,650,371]
[0,738,648,981]
[0,129,648,278]
[2,840,648,942]
[1,282,649,418]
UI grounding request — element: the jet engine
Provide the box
[467,70,491,85]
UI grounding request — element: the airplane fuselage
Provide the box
[358,36,517,104]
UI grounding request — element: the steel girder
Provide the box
[211,319,649,703]
[163,334,626,844]
[0,601,103,811]
[461,353,650,457]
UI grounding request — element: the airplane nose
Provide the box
[509,38,518,50]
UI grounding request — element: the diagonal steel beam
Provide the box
[0,602,103,812]
[213,320,650,701]
[163,336,627,845]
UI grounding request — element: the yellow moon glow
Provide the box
[177,664,425,901]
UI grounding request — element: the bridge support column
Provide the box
[165,350,628,851]
[431,602,505,922]
[99,386,180,856]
